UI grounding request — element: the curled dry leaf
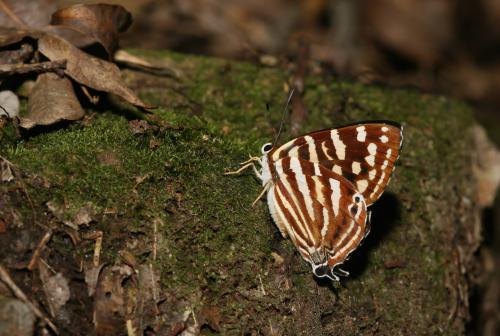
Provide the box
[84,262,106,297]
[38,33,152,109]
[0,90,19,118]
[48,4,132,56]
[0,27,40,47]
[114,49,182,78]
[20,72,84,129]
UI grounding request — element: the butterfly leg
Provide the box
[239,155,262,166]
[333,268,350,277]
[224,162,256,175]
[224,156,262,177]
[251,181,271,207]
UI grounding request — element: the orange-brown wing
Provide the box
[270,122,403,206]
[266,156,368,280]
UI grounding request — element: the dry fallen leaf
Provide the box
[84,262,106,297]
[93,265,133,336]
[129,119,158,134]
[20,72,84,129]
[38,33,151,109]
[73,205,94,227]
[48,3,131,56]
[199,306,222,332]
[38,262,70,317]
[0,90,19,118]
[0,158,14,182]
[472,124,500,207]
[0,27,40,47]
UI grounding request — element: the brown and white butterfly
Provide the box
[226,121,403,280]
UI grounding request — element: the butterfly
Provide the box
[226,121,403,281]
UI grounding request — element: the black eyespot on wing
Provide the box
[354,196,361,203]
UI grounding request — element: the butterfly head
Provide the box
[261,142,273,154]
[259,142,274,185]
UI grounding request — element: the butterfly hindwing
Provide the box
[267,157,368,274]
[270,122,403,205]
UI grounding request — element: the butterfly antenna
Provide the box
[272,88,295,147]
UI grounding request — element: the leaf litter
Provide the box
[0,0,154,129]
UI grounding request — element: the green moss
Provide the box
[0,50,475,334]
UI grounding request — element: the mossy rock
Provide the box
[0,50,479,335]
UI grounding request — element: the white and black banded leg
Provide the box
[363,210,372,239]
[333,267,350,277]
[312,264,340,281]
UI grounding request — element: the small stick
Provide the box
[0,60,67,76]
[149,263,160,316]
[27,230,53,271]
[93,231,103,267]
[153,219,158,261]
[80,85,99,105]
[0,263,59,334]
[126,319,136,336]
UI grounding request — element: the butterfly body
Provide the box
[228,121,403,281]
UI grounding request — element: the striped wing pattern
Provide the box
[266,156,368,277]
[270,122,403,206]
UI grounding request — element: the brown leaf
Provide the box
[73,205,94,227]
[128,119,158,135]
[20,72,84,129]
[0,0,56,28]
[472,125,500,207]
[38,33,152,109]
[93,265,133,336]
[48,4,131,55]
[84,262,106,297]
[0,26,40,47]
[200,306,222,332]
[0,158,14,182]
[38,261,70,317]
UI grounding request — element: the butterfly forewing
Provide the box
[270,122,403,206]
[267,157,368,270]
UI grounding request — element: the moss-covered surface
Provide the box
[0,50,477,335]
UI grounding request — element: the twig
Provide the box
[0,60,67,76]
[27,230,53,271]
[82,231,104,267]
[153,219,159,261]
[149,263,160,316]
[0,263,59,334]
[126,319,136,336]
[80,85,99,105]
